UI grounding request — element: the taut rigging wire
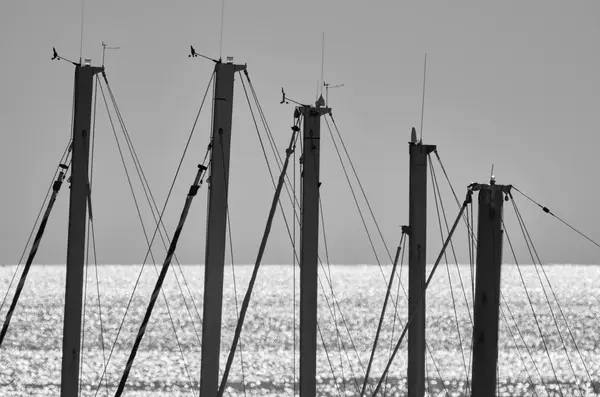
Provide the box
[240,75,364,392]
[371,188,473,397]
[216,125,299,397]
[0,140,72,316]
[511,195,593,395]
[513,186,600,250]
[503,214,565,397]
[0,149,71,346]
[103,72,204,336]
[429,157,471,392]
[92,73,214,396]
[360,232,406,397]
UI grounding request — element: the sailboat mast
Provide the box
[298,97,329,397]
[407,128,435,397]
[199,58,246,397]
[60,61,103,397]
[470,179,510,396]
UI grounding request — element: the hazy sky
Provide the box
[1,1,600,265]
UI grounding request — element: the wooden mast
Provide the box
[470,178,511,396]
[407,128,435,397]
[60,60,103,397]
[298,95,329,397]
[199,58,246,397]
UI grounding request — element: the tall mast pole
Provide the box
[298,96,329,397]
[199,58,246,397]
[407,128,435,397]
[470,179,511,396]
[60,60,103,397]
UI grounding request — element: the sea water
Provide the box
[0,264,599,396]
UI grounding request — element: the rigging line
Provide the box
[502,222,550,394]
[513,186,600,250]
[324,116,405,319]
[327,116,406,288]
[239,74,307,264]
[433,150,476,241]
[425,342,451,397]
[217,129,248,397]
[385,233,406,394]
[360,232,405,397]
[243,72,283,169]
[429,157,474,393]
[371,189,472,397]
[500,301,540,397]
[91,222,109,396]
[80,68,102,395]
[241,94,363,390]
[318,198,357,395]
[511,197,583,392]
[216,128,298,397]
[429,157,474,324]
[244,71,301,211]
[113,163,208,397]
[88,76,110,395]
[80,212,90,396]
[420,53,427,141]
[316,265,363,394]
[0,140,72,315]
[429,158,471,389]
[469,199,475,303]
[432,149,478,377]
[245,78,303,231]
[293,114,297,397]
[226,210,247,397]
[103,72,210,333]
[510,197,592,395]
[503,211,565,397]
[0,160,69,346]
[104,78,204,349]
[307,117,365,387]
[317,322,343,397]
[93,81,211,397]
[319,197,347,396]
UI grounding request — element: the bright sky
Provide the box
[1,1,599,265]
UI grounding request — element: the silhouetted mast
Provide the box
[60,58,103,397]
[407,128,435,397]
[298,95,330,397]
[199,57,246,397]
[470,178,511,396]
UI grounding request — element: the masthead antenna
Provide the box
[79,0,86,62]
[320,32,325,96]
[219,0,225,60]
[101,42,120,67]
[419,53,428,142]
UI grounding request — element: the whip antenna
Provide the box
[420,53,427,142]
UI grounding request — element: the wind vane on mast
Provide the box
[189,46,218,63]
[51,47,78,66]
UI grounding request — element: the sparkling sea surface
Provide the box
[0,264,599,396]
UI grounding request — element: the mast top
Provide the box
[411,127,418,143]
[316,94,325,108]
